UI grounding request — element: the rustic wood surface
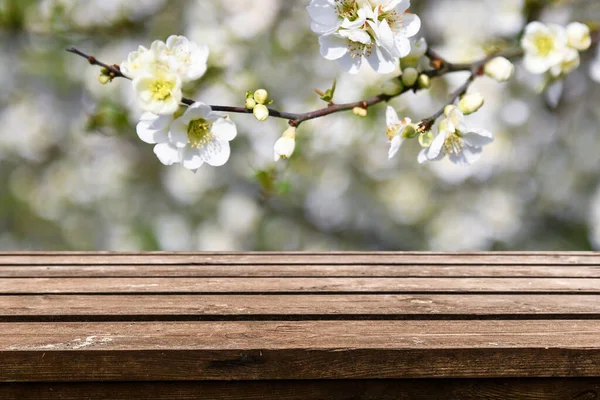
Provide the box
[1,252,599,399]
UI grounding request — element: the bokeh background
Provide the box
[0,0,599,250]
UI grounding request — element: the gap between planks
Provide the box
[2,252,600,265]
[2,265,600,278]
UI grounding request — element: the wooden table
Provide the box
[0,252,599,399]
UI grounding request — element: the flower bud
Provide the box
[484,57,514,82]
[401,67,418,87]
[245,97,256,110]
[274,126,296,161]
[353,107,368,117]
[567,22,591,51]
[98,74,111,84]
[417,74,431,89]
[253,89,268,104]
[458,93,484,115]
[253,104,269,121]
[443,104,456,117]
[381,78,404,96]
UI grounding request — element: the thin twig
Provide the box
[67,46,525,129]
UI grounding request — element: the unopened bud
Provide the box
[484,57,514,82]
[381,78,404,96]
[458,93,484,115]
[353,107,368,117]
[444,104,456,117]
[417,74,431,89]
[100,67,110,75]
[245,97,256,110]
[401,67,419,87]
[253,89,268,104]
[253,104,269,121]
[274,126,297,161]
[98,74,111,84]
[567,22,591,51]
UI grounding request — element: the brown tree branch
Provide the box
[68,46,526,129]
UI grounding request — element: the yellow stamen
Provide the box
[187,118,213,148]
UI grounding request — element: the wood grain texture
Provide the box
[1,379,599,400]
[1,294,598,321]
[2,264,599,277]
[2,252,600,394]
[1,277,598,294]
[1,252,600,265]
[1,321,600,381]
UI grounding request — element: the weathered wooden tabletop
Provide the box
[0,252,599,399]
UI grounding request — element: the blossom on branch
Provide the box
[386,106,415,159]
[521,21,591,78]
[308,0,420,73]
[137,103,237,171]
[418,106,493,166]
[121,35,208,115]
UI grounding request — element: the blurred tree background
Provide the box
[0,0,599,250]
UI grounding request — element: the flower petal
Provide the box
[319,35,348,60]
[201,140,231,167]
[136,113,171,144]
[339,52,362,73]
[386,106,400,126]
[169,120,189,148]
[153,142,181,166]
[427,131,447,160]
[462,128,494,147]
[211,118,237,142]
[388,135,403,159]
[181,147,205,170]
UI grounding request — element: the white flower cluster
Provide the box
[121,36,237,171]
[521,21,591,77]
[387,103,493,166]
[307,0,421,73]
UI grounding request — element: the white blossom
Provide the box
[307,0,420,74]
[132,71,182,115]
[152,103,237,171]
[418,106,493,166]
[368,0,421,59]
[386,106,413,159]
[521,22,568,74]
[163,35,209,82]
[120,45,151,79]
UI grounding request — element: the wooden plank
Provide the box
[1,252,600,265]
[1,321,600,381]
[1,378,599,400]
[0,277,598,294]
[1,294,598,321]
[2,264,600,278]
